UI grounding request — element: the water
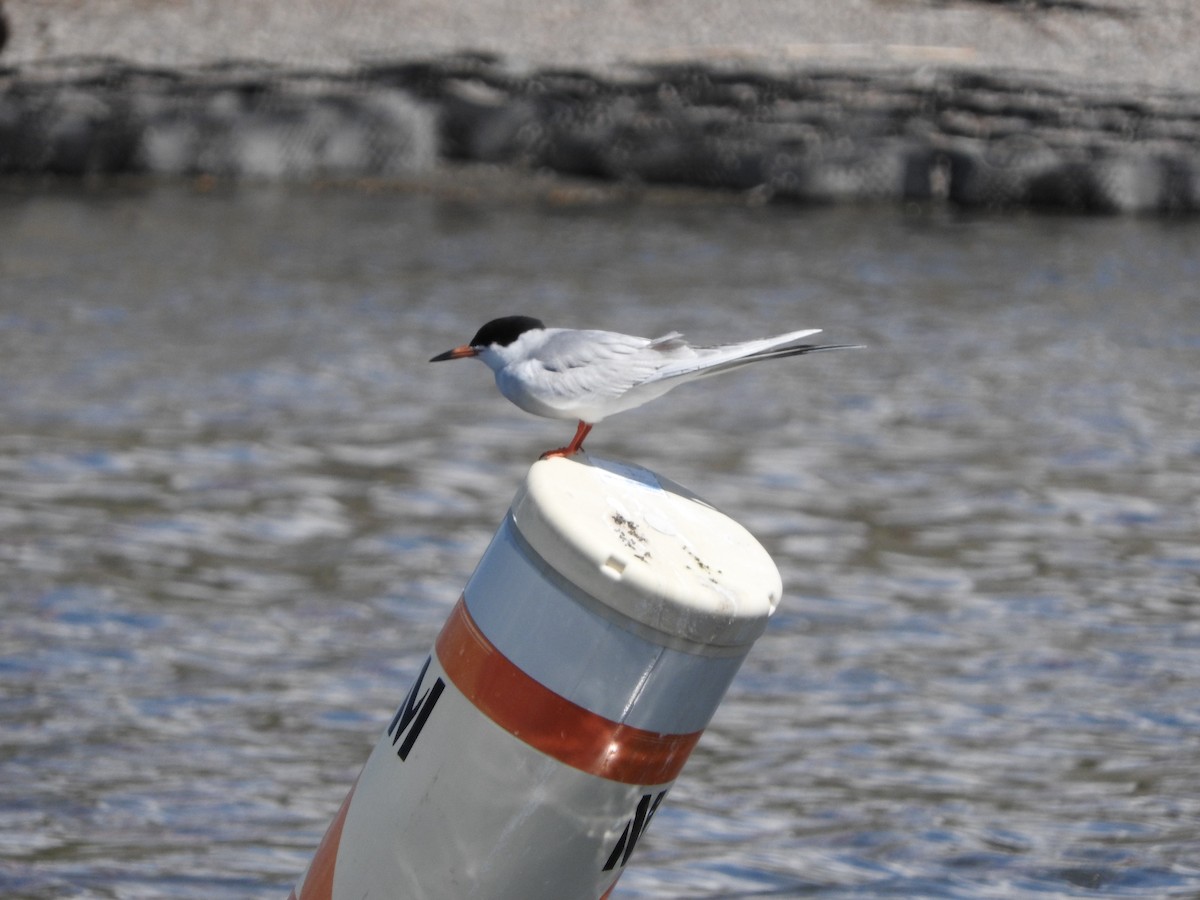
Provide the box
[1,179,1198,898]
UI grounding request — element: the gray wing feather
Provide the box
[643,328,824,383]
[511,329,665,409]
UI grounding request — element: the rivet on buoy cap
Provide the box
[510,455,783,650]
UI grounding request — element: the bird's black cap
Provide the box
[469,315,545,348]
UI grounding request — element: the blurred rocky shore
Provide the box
[3,0,1200,214]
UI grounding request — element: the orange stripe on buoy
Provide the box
[293,779,357,900]
[436,598,702,785]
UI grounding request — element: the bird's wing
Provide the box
[641,327,825,383]
[510,328,671,410]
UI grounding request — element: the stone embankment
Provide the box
[4,54,1200,213]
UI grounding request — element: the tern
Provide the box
[431,315,859,458]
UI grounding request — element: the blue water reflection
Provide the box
[1,181,1198,897]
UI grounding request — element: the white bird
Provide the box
[430,315,859,458]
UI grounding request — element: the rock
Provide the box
[0,61,437,179]
[3,55,1200,214]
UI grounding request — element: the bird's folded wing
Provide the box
[515,329,666,408]
[643,328,823,383]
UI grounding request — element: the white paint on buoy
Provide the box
[289,455,782,900]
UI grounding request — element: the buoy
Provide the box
[289,455,782,900]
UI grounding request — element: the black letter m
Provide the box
[602,790,668,871]
[386,655,445,761]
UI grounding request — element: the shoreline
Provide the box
[4,54,1200,214]
[3,1,1200,214]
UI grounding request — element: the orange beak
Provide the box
[429,345,478,362]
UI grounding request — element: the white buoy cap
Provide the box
[510,455,783,651]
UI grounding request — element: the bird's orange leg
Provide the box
[540,421,593,459]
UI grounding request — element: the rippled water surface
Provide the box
[2,180,1198,898]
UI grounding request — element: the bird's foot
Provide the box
[538,421,593,460]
